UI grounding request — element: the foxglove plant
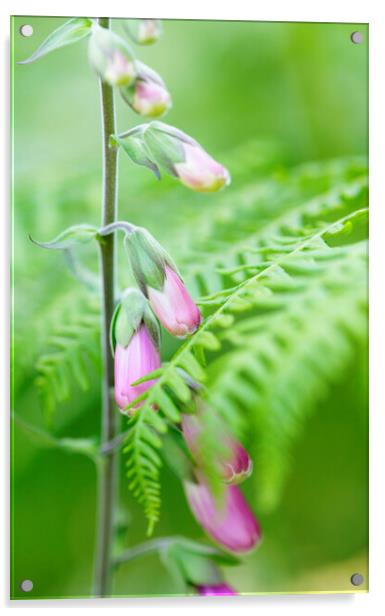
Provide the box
[22,16,252,598]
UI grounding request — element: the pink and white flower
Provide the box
[184,477,261,553]
[148,266,201,337]
[137,20,162,45]
[88,24,137,87]
[104,50,136,87]
[175,143,230,193]
[114,324,160,411]
[182,414,253,484]
[131,80,172,118]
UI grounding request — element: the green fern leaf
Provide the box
[123,157,368,530]
[35,296,101,423]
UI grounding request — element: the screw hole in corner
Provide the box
[19,24,34,38]
[351,31,363,45]
[20,579,33,593]
[350,573,364,587]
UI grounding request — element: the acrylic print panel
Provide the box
[11,16,368,599]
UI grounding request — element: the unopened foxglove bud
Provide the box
[120,62,172,118]
[123,19,162,45]
[125,227,201,337]
[174,141,231,192]
[144,122,230,192]
[182,414,253,485]
[196,584,236,596]
[184,475,262,553]
[111,288,160,411]
[88,24,137,87]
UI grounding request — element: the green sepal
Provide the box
[112,132,160,179]
[119,83,135,106]
[30,224,98,250]
[167,544,222,587]
[143,303,161,349]
[174,538,240,567]
[114,121,196,179]
[124,227,166,292]
[18,18,93,64]
[110,288,160,352]
[136,61,166,86]
[158,545,189,594]
[112,288,147,350]
[88,24,136,86]
[143,123,186,177]
[109,302,122,355]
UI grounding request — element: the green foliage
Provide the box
[35,296,101,423]
[29,147,368,532]
[122,155,368,530]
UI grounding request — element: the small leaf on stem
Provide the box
[18,18,93,64]
[30,224,98,250]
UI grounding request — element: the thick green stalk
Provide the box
[93,17,120,598]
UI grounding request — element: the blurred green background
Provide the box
[11,17,368,599]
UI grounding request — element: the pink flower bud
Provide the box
[137,19,162,45]
[114,324,160,411]
[184,478,261,553]
[182,414,253,485]
[104,50,136,87]
[196,584,236,596]
[88,25,137,87]
[148,266,201,337]
[175,143,231,193]
[123,19,162,45]
[131,80,172,118]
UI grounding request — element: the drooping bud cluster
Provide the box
[103,222,201,412]
[116,122,231,193]
[87,22,171,119]
[124,226,201,337]
[181,410,261,554]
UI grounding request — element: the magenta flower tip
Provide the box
[182,414,253,485]
[223,443,253,485]
[196,583,237,596]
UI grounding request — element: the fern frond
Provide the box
[123,160,368,530]
[35,296,101,422]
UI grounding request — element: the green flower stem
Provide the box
[113,537,182,567]
[93,16,120,598]
[99,221,136,236]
